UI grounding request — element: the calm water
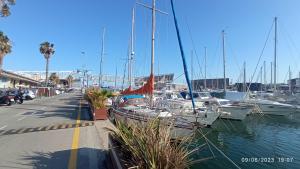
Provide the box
[191,92,300,169]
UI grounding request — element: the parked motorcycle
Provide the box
[14,91,24,104]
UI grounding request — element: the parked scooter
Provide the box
[14,91,24,104]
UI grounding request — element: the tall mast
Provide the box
[222,30,226,92]
[204,47,207,90]
[191,50,193,90]
[264,61,266,91]
[129,7,135,87]
[151,0,156,77]
[270,62,273,90]
[289,66,292,93]
[99,27,105,88]
[243,61,246,92]
[260,66,263,92]
[114,66,117,91]
[274,17,277,91]
[149,0,156,106]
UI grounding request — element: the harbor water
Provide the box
[192,92,300,169]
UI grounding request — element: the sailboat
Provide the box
[245,17,300,116]
[109,0,217,137]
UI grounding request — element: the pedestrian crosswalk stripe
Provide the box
[4,129,18,135]
[16,128,26,134]
[51,125,59,130]
[60,124,67,129]
[0,121,95,136]
[37,126,44,131]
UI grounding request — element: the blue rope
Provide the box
[170,0,196,111]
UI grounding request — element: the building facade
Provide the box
[0,70,40,88]
[192,78,230,91]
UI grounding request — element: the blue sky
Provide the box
[1,0,300,84]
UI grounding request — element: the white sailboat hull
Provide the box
[111,107,218,137]
[219,106,252,120]
[257,103,297,116]
[246,99,298,116]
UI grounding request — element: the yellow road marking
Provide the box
[68,100,82,169]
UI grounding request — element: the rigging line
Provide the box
[185,18,204,78]
[196,128,215,158]
[281,21,300,56]
[196,129,241,169]
[280,21,299,74]
[227,41,243,82]
[245,20,274,97]
[173,72,185,82]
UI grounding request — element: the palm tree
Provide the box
[49,73,59,86]
[0,0,16,17]
[40,42,55,87]
[0,31,11,72]
[66,75,73,88]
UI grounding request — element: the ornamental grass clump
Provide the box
[108,118,212,169]
[84,88,112,109]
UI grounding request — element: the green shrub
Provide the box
[84,88,113,109]
[107,118,212,169]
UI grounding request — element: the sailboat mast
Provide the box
[260,66,263,92]
[243,61,246,92]
[114,66,117,91]
[222,30,226,92]
[289,66,292,93]
[204,47,207,90]
[99,27,105,88]
[270,62,273,90]
[274,17,278,91]
[129,7,135,87]
[264,61,266,91]
[149,0,156,106]
[191,50,193,90]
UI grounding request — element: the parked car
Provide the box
[55,89,61,95]
[23,90,36,100]
[0,90,15,106]
[7,90,24,104]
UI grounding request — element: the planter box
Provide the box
[108,134,124,169]
[86,102,108,120]
[92,107,107,120]
[108,133,136,169]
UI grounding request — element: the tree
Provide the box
[40,42,55,87]
[0,31,11,72]
[66,75,73,88]
[0,0,16,17]
[49,73,59,85]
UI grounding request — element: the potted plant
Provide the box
[84,88,112,120]
[106,118,213,169]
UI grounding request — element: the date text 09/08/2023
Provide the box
[241,157,294,163]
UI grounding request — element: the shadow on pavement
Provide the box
[0,148,110,169]
[0,97,91,121]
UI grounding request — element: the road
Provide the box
[0,91,107,169]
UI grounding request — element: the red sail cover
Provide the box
[121,74,154,95]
